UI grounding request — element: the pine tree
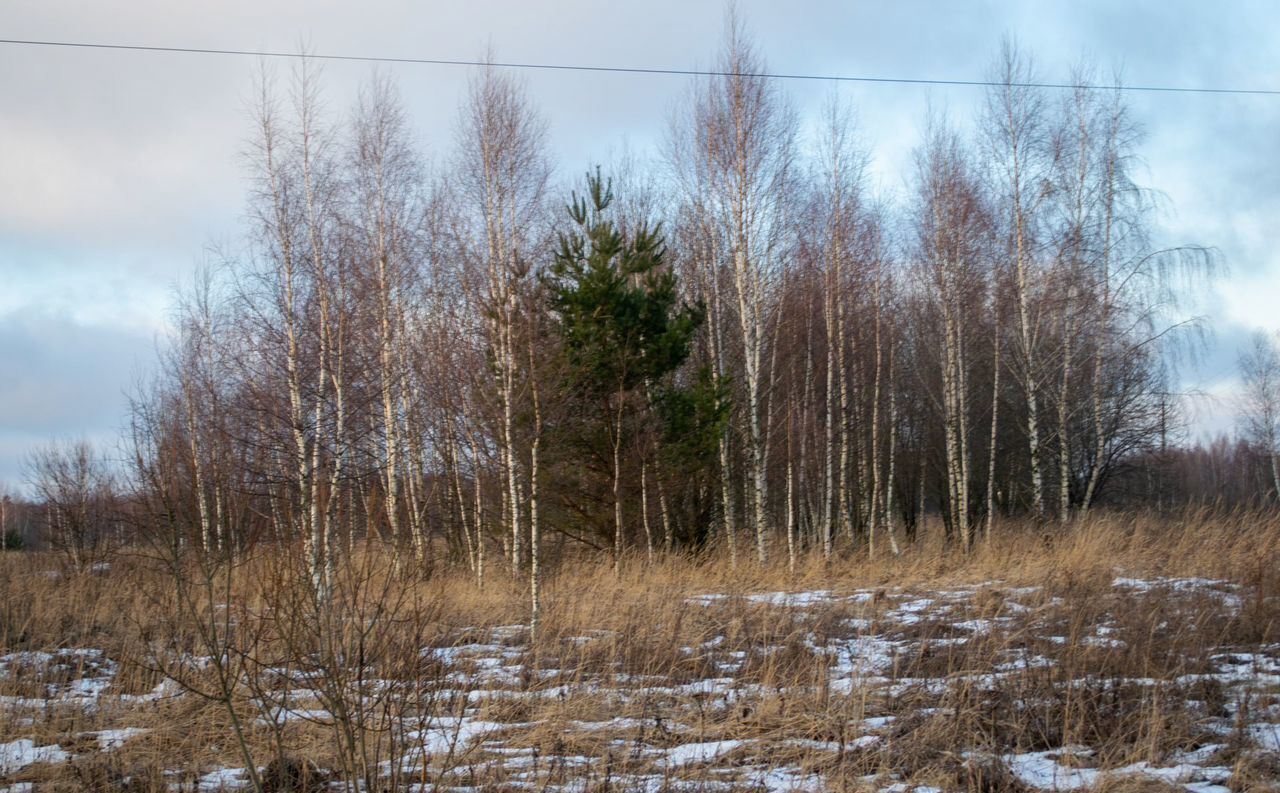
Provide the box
[545,169,714,561]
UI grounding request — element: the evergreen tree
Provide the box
[545,169,723,555]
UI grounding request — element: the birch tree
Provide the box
[349,74,429,558]
[678,11,796,562]
[983,42,1054,520]
[453,63,549,573]
[811,99,869,556]
[912,117,990,548]
[1239,330,1280,500]
[245,63,347,595]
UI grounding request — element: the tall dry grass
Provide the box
[0,510,1277,791]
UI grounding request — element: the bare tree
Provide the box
[1239,330,1280,500]
[813,98,868,557]
[241,59,356,596]
[26,440,117,570]
[348,73,430,559]
[1068,76,1215,516]
[674,10,796,563]
[911,115,991,548]
[452,60,550,574]
[983,41,1054,520]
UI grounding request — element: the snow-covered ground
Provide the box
[1,575,1278,791]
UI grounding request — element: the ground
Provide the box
[2,548,1279,792]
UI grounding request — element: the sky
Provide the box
[2,0,1279,492]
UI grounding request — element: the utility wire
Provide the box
[1,37,1278,96]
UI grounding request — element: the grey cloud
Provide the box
[0,307,155,487]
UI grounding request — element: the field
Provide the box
[2,513,1279,792]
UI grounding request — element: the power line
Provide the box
[2,36,1278,97]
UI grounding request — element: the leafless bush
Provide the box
[24,439,119,571]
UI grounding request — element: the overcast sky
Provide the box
[2,0,1278,492]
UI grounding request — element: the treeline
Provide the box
[28,21,1231,581]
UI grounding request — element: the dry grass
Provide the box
[1,510,1279,792]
